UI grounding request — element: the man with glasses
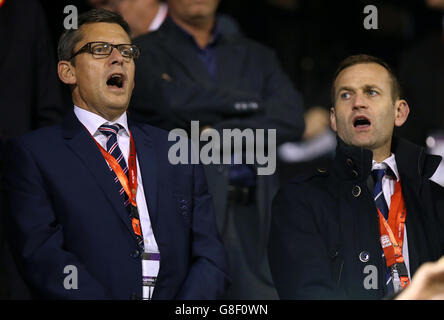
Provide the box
[2,9,228,300]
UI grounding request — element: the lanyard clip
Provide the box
[391,262,408,277]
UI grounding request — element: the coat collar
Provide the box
[332,135,441,191]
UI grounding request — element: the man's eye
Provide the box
[120,48,132,57]
[368,90,378,96]
[341,92,351,99]
[93,45,108,54]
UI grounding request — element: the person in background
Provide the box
[130,0,305,299]
[89,0,240,38]
[0,0,65,299]
[88,0,168,36]
[397,0,444,186]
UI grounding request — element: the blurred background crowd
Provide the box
[1,0,444,299]
[4,0,444,179]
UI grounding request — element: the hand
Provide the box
[396,256,444,300]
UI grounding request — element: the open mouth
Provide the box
[106,73,125,89]
[353,116,371,129]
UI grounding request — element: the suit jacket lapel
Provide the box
[62,111,136,238]
[129,122,159,229]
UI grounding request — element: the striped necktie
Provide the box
[98,124,144,251]
[98,124,130,206]
[372,168,394,295]
[372,169,389,220]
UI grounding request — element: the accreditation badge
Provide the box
[142,252,160,300]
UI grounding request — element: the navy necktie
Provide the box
[372,169,389,220]
[99,124,144,251]
[98,124,130,206]
[372,168,394,294]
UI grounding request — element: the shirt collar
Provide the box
[372,153,400,181]
[73,105,129,137]
[148,2,168,32]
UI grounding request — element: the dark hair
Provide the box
[57,9,131,64]
[331,54,402,105]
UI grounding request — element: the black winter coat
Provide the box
[268,137,444,299]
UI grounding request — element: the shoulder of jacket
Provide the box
[288,167,330,184]
[17,125,61,145]
[132,30,162,49]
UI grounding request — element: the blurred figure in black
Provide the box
[0,0,65,299]
[130,0,305,299]
[397,0,444,186]
[398,0,444,147]
[218,0,345,183]
[0,0,64,139]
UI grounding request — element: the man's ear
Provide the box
[330,107,337,132]
[57,60,76,85]
[394,99,410,127]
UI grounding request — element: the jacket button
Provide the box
[359,251,370,262]
[130,249,140,258]
[346,158,354,167]
[352,185,361,197]
[317,167,327,174]
[352,169,358,177]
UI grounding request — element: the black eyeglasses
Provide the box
[70,41,140,60]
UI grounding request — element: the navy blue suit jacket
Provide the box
[3,111,228,299]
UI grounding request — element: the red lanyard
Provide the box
[88,128,142,237]
[377,180,410,289]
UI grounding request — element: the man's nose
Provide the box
[109,47,124,65]
[352,92,368,110]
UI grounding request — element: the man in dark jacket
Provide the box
[3,9,228,300]
[268,54,444,299]
[0,0,66,299]
[130,0,305,299]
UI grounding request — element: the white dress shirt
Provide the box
[372,154,411,280]
[74,106,159,254]
[148,2,168,32]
